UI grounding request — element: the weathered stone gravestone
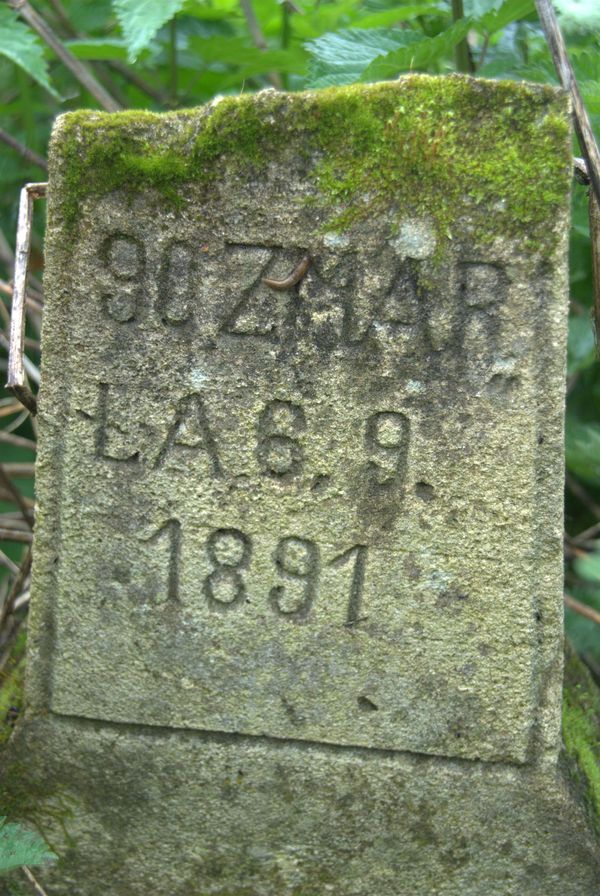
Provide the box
[3,75,600,894]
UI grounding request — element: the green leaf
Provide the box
[113,0,186,61]
[566,417,600,484]
[353,4,441,29]
[565,584,600,663]
[0,817,57,874]
[575,548,600,584]
[65,38,130,62]
[0,8,59,99]
[306,28,424,87]
[568,315,597,376]
[361,18,473,81]
[187,35,307,75]
[478,0,535,35]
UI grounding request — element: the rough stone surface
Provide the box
[3,76,599,893]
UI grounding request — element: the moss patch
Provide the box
[0,628,26,747]
[563,643,600,835]
[51,75,571,258]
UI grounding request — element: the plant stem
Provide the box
[169,16,178,105]
[0,129,47,171]
[9,0,121,111]
[239,0,283,89]
[451,0,472,73]
[281,2,290,89]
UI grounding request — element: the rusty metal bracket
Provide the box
[6,181,47,416]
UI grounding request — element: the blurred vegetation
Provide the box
[1,0,600,684]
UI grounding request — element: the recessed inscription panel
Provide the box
[37,86,570,766]
[45,211,543,764]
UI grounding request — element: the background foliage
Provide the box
[0,0,600,693]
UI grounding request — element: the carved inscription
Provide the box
[157,240,194,325]
[203,528,252,611]
[256,400,306,481]
[94,383,139,464]
[144,519,181,603]
[365,412,410,494]
[96,233,511,369]
[330,544,368,626]
[100,232,145,323]
[144,522,370,624]
[270,537,319,619]
[90,384,411,498]
[154,393,222,475]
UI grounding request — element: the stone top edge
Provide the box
[50,74,568,133]
[46,73,573,257]
[54,72,570,130]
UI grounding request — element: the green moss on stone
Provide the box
[0,628,26,747]
[51,75,571,258]
[563,644,600,835]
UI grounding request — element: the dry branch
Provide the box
[535,0,600,205]
[239,0,283,90]
[0,128,47,172]
[565,593,600,627]
[9,0,122,112]
[6,183,45,415]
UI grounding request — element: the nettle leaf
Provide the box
[306,28,424,87]
[478,0,535,35]
[361,18,473,81]
[0,7,59,98]
[113,0,186,61]
[65,38,130,62]
[0,818,57,874]
[353,4,442,29]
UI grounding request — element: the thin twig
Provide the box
[451,0,474,73]
[565,593,600,626]
[0,402,25,418]
[43,0,166,104]
[6,183,44,414]
[1,463,35,477]
[0,332,41,385]
[0,281,44,314]
[565,472,600,520]
[239,0,283,89]
[0,529,33,543]
[22,865,50,896]
[108,61,168,105]
[9,0,122,112]
[589,188,600,341]
[0,509,34,522]
[0,432,37,451]
[0,128,47,172]
[169,16,178,104]
[574,156,589,184]
[0,549,19,576]
[0,464,34,527]
[572,518,600,543]
[0,549,31,630]
[535,0,600,206]
[13,589,30,612]
[0,228,15,275]
[44,0,77,36]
